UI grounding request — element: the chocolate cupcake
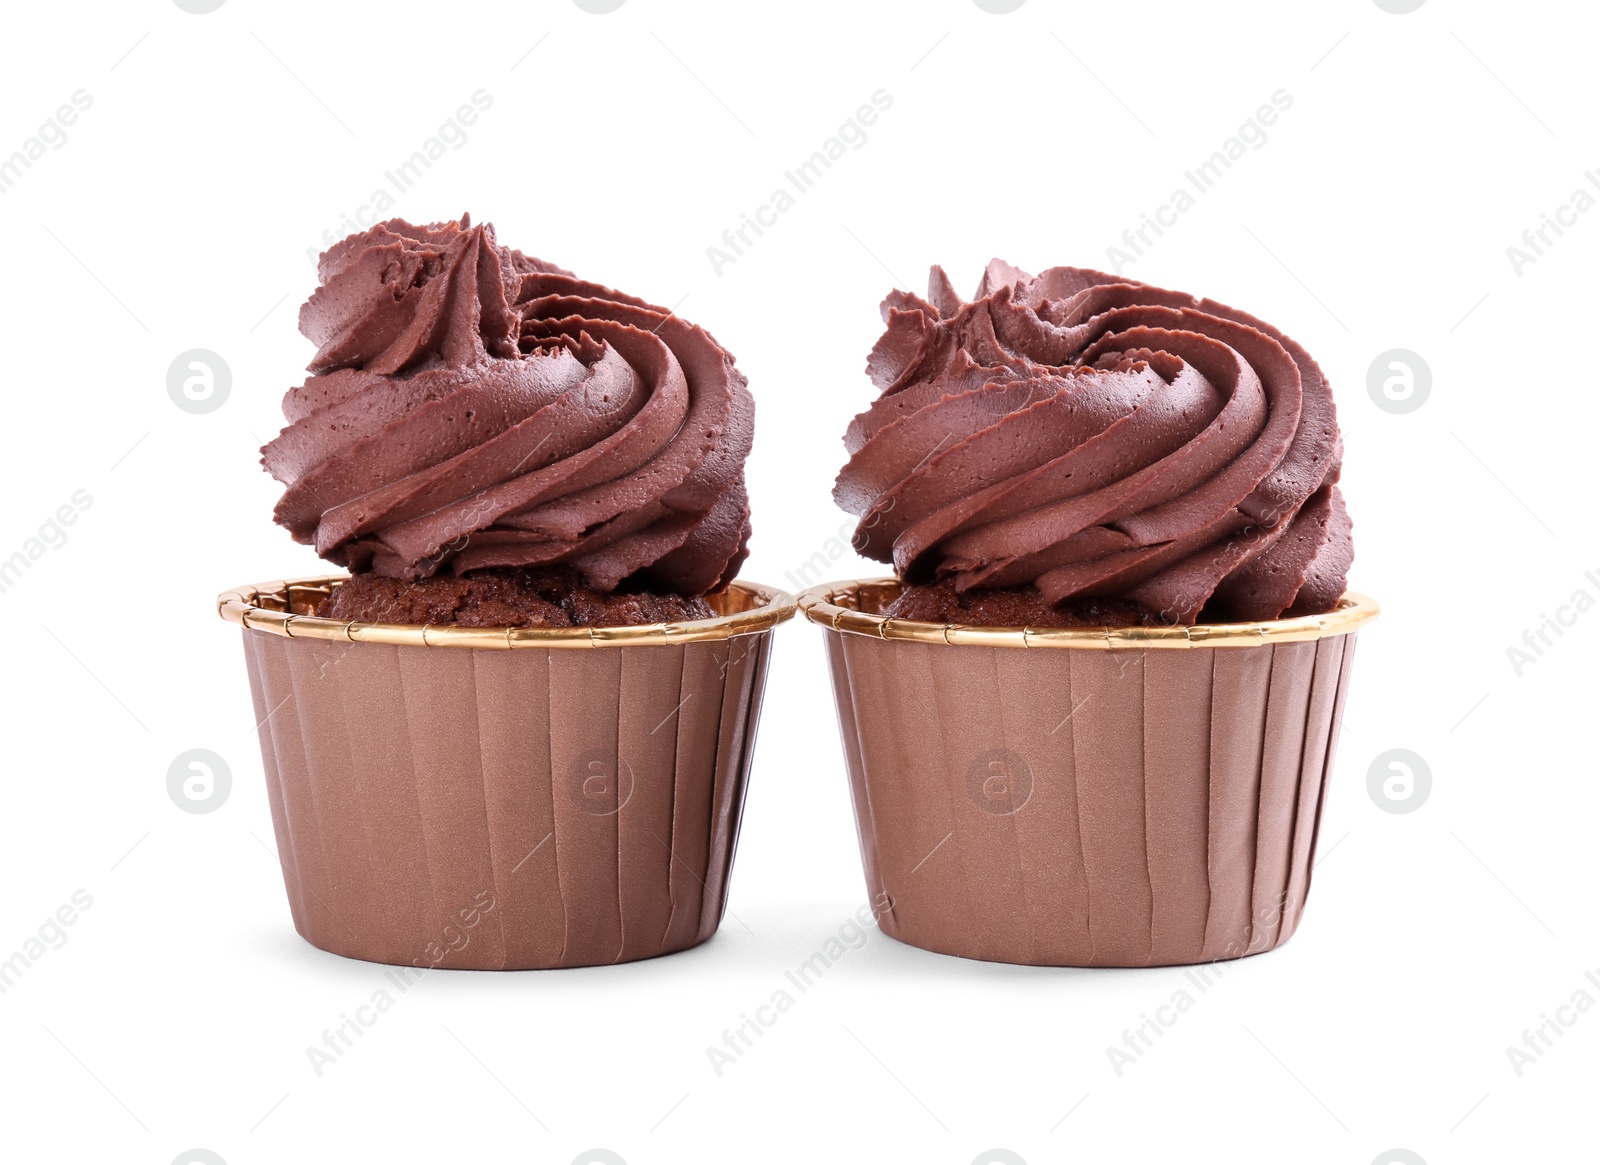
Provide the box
[801,261,1377,967]
[220,216,794,970]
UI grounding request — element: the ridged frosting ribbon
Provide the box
[264,216,753,593]
[834,261,1353,624]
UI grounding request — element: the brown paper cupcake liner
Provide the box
[221,576,794,970]
[800,579,1378,968]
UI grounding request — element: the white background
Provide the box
[0,1,1595,1162]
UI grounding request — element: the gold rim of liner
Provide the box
[217,575,796,649]
[797,578,1378,649]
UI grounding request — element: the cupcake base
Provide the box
[882,578,1165,628]
[317,565,718,628]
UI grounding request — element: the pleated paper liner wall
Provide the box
[801,579,1377,968]
[220,577,795,970]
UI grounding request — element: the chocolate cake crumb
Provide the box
[883,580,1169,628]
[318,566,716,629]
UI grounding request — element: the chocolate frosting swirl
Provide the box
[264,216,753,593]
[835,261,1353,624]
